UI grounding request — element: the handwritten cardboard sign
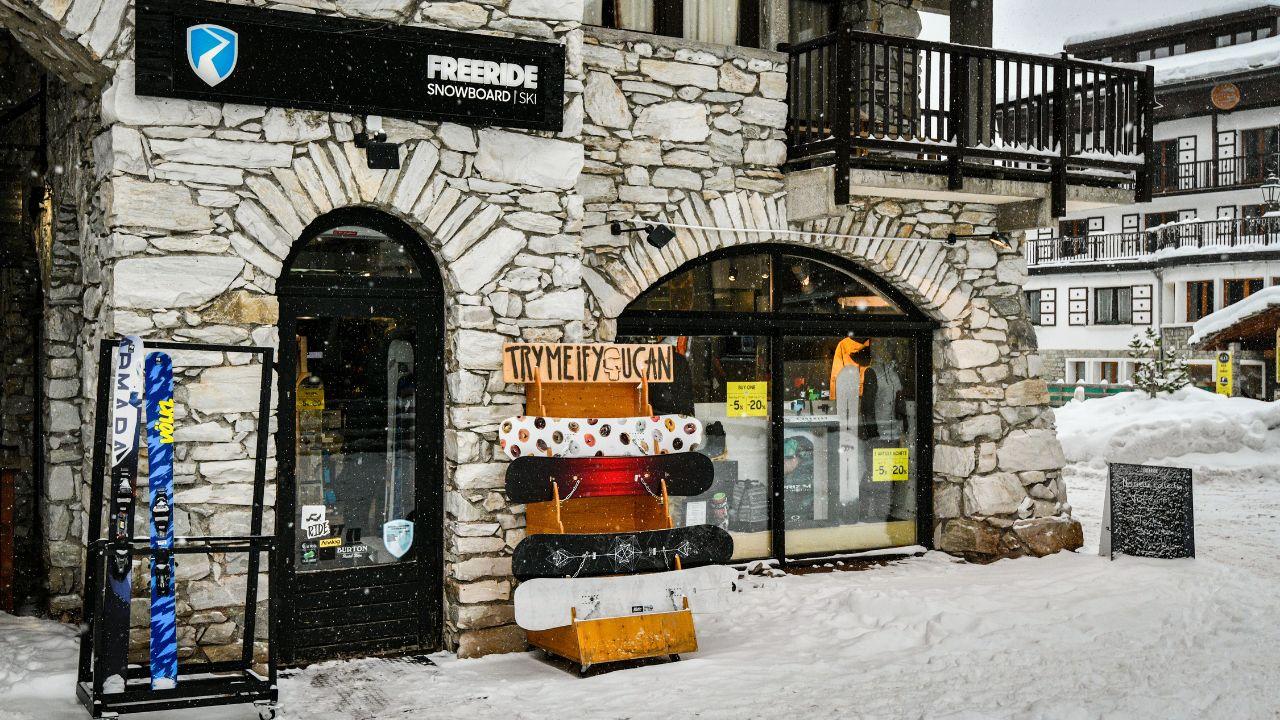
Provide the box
[502,343,673,383]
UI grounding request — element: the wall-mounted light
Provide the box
[355,115,400,170]
[1261,171,1280,213]
[610,221,675,249]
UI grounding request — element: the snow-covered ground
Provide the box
[4,388,1280,719]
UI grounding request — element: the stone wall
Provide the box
[41,77,107,617]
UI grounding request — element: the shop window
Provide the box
[1069,361,1087,383]
[1224,278,1263,307]
[289,225,420,279]
[619,247,933,561]
[1099,361,1119,384]
[1095,287,1133,325]
[1187,280,1214,322]
[1025,290,1042,325]
[584,0,762,47]
[1187,362,1214,391]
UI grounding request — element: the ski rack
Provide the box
[77,339,278,719]
[519,372,698,672]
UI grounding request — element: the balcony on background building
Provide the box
[1025,215,1280,267]
[1153,153,1280,196]
[782,26,1155,226]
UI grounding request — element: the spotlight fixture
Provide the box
[354,115,400,170]
[610,221,675,249]
[946,231,1013,250]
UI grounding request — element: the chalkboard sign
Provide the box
[1101,462,1194,560]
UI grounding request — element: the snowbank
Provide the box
[0,613,80,720]
[1054,387,1280,481]
[1189,285,1280,345]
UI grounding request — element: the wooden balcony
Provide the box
[1026,216,1280,267]
[1153,153,1280,196]
[783,27,1156,217]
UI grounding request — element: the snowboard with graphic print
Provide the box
[102,335,145,693]
[505,453,715,503]
[512,524,733,580]
[144,351,178,690]
[498,414,703,460]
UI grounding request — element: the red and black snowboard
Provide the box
[505,453,714,504]
[513,524,733,580]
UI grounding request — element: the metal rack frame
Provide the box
[76,339,278,718]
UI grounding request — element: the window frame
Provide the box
[1025,289,1043,325]
[1186,280,1215,323]
[1094,286,1134,325]
[588,0,763,48]
[618,244,938,564]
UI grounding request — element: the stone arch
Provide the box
[228,137,525,302]
[581,190,974,327]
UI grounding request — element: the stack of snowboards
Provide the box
[505,412,737,634]
[100,338,183,692]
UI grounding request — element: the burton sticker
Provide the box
[498,414,703,460]
[514,565,740,631]
[505,453,714,504]
[102,336,145,692]
[512,524,733,580]
[144,352,177,689]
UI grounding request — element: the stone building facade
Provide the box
[0,0,1082,662]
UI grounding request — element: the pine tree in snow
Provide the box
[1127,328,1191,397]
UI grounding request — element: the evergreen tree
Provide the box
[1127,328,1191,397]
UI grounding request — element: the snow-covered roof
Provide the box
[1147,34,1280,85]
[1065,1,1280,46]
[1188,285,1280,345]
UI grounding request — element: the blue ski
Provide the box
[145,352,177,689]
[102,336,145,693]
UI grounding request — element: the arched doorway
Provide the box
[276,208,443,664]
[617,245,937,564]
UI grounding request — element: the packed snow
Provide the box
[1188,285,1280,345]
[3,389,1280,719]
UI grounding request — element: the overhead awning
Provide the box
[1189,286,1280,351]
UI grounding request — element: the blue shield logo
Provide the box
[383,519,414,559]
[186,24,238,87]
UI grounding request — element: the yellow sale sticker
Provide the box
[298,386,325,411]
[726,382,767,417]
[872,448,910,482]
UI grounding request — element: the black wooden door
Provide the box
[277,295,442,664]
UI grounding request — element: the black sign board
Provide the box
[1102,462,1194,560]
[134,0,565,131]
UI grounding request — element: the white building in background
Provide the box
[1024,2,1280,400]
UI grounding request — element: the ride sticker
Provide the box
[872,448,910,482]
[726,382,768,417]
[301,505,330,539]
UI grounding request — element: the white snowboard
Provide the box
[836,363,861,504]
[513,565,739,631]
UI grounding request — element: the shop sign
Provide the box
[1215,350,1233,396]
[871,448,909,482]
[135,0,565,131]
[502,343,674,383]
[1101,462,1194,560]
[1211,82,1241,111]
[726,382,768,417]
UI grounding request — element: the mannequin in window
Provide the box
[858,342,911,523]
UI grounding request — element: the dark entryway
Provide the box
[276,209,443,664]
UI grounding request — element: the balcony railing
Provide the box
[783,26,1156,215]
[1026,215,1280,266]
[1153,153,1280,195]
